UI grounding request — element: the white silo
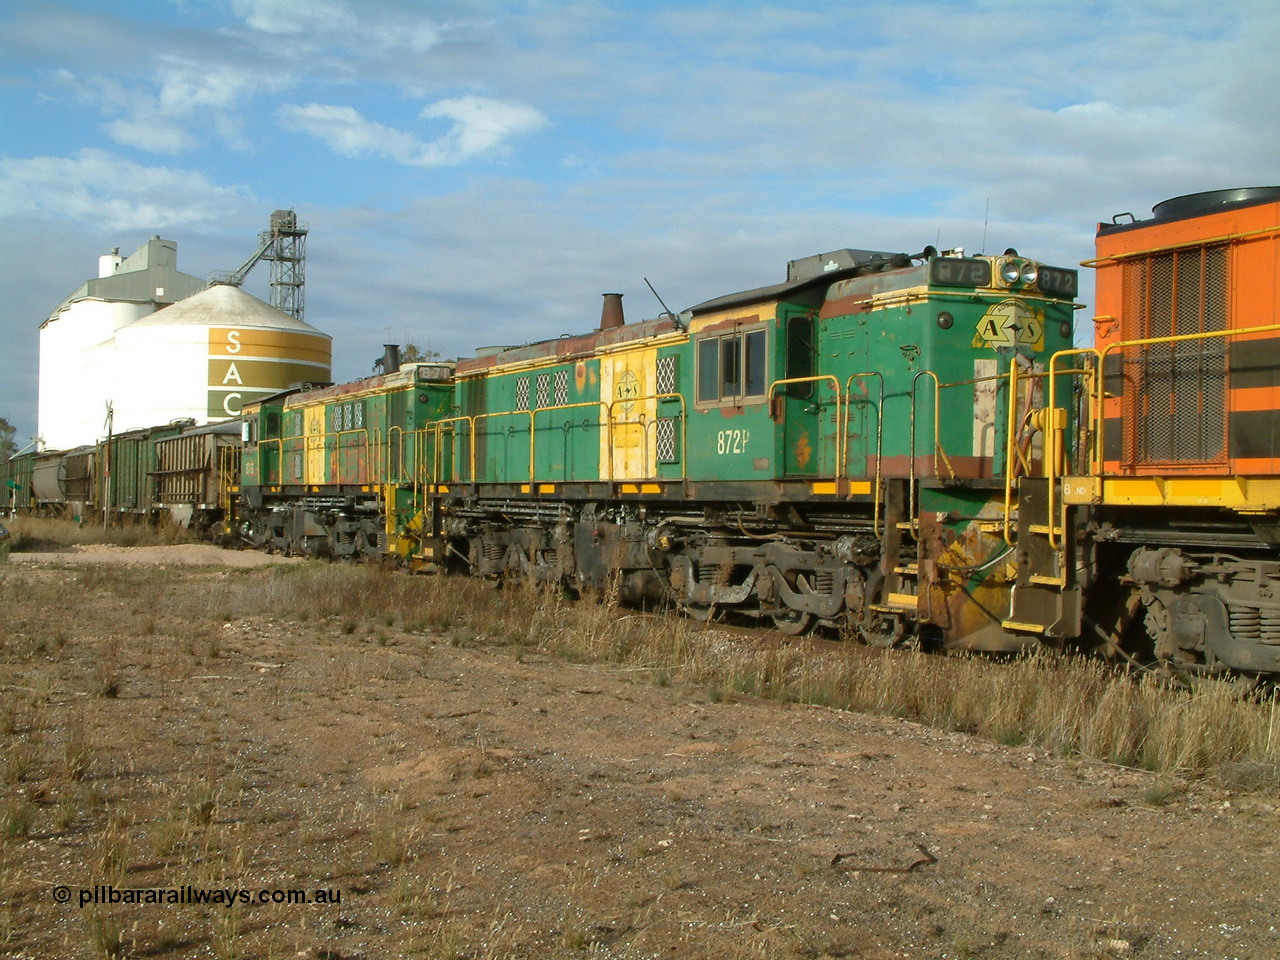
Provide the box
[38,237,206,449]
[111,284,332,432]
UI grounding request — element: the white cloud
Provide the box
[15,2,503,157]
[280,97,546,167]
[278,103,424,163]
[0,149,253,231]
[230,0,355,36]
[418,96,547,164]
[104,116,195,155]
[55,55,276,154]
[154,55,263,115]
[230,0,445,53]
[106,55,283,152]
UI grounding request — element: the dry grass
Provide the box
[0,542,1274,959]
[174,561,1280,780]
[7,518,1278,785]
[4,514,192,552]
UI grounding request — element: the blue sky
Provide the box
[2,0,1278,444]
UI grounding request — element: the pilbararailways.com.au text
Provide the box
[59,885,341,909]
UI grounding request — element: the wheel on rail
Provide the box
[683,603,715,622]
[769,609,813,636]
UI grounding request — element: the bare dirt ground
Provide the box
[0,546,1277,959]
[7,543,302,568]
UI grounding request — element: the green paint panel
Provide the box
[468,362,602,483]
[820,288,1076,479]
[683,302,835,483]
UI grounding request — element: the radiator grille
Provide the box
[1120,244,1228,464]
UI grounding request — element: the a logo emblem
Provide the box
[615,369,641,414]
[972,300,1044,350]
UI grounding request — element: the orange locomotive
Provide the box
[1058,188,1280,672]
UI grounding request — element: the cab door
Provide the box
[305,405,326,485]
[778,311,825,477]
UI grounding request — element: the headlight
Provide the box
[1000,259,1022,284]
[1019,262,1038,285]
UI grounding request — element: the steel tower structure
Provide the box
[208,209,308,322]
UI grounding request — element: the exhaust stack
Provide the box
[600,293,625,330]
[382,344,401,374]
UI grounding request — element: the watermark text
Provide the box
[53,884,340,909]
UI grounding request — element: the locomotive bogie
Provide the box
[1113,545,1280,674]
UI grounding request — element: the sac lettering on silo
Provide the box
[207,328,332,419]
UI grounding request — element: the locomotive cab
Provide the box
[682,248,1078,490]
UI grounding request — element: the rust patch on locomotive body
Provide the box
[698,312,763,335]
[819,294,872,319]
[793,431,813,469]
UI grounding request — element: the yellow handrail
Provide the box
[414,427,435,487]
[331,427,371,485]
[386,425,409,485]
[1040,349,1100,548]
[529,401,610,481]
[909,371,957,483]
[995,359,1095,546]
[908,371,957,530]
[472,410,536,483]
[767,375,843,483]
[371,426,382,486]
[1001,359,1022,545]
[1029,325,1280,550]
[1092,323,1280,477]
[432,416,472,483]
[842,371,884,538]
[604,393,687,482]
[218,442,240,525]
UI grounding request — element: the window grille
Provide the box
[656,417,678,462]
[656,355,677,394]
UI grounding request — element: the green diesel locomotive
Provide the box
[234,245,1078,653]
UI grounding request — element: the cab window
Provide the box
[696,327,767,404]
[785,316,815,398]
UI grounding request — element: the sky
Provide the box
[2,0,1278,445]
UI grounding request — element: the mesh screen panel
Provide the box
[1120,244,1228,464]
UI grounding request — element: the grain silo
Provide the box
[38,237,207,449]
[111,284,332,432]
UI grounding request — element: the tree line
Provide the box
[0,417,17,460]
